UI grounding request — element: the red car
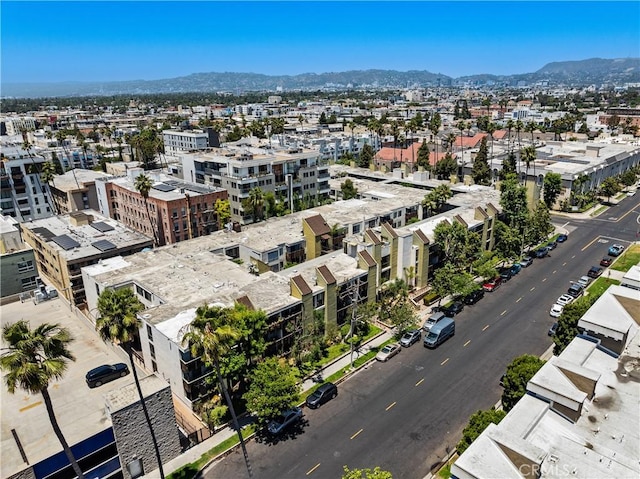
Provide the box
[482,277,503,292]
[600,257,613,267]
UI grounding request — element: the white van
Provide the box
[423,311,446,332]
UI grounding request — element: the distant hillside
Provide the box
[2,58,639,98]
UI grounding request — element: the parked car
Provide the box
[441,301,465,317]
[267,407,303,435]
[556,234,568,243]
[556,294,574,306]
[548,322,559,337]
[519,256,534,268]
[549,304,564,318]
[534,247,550,258]
[85,363,130,388]
[423,311,447,332]
[600,257,613,267]
[463,289,485,305]
[376,343,401,362]
[499,267,513,282]
[305,382,338,409]
[546,240,557,250]
[627,190,636,197]
[482,277,502,292]
[400,329,421,347]
[587,266,603,278]
[567,283,584,298]
[608,244,625,257]
[509,263,522,275]
[576,276,592,288]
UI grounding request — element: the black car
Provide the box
[499,267,513,282]
[534,247,550,258]
[463,289,485,305]
[556,234,568,243]
[548,322,559,336]
[567,283,584,298]
[587,266,603,278]
[86,363,129,388]
[305,382,338,409]
[441,301,464,317]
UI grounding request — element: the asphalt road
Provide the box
[205,196,640,479]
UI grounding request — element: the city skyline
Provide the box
[2,1,639,85]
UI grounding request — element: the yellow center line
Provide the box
[501,310,507,316]
[542,278,547,282]
[464,340,471,347]
[563,262,567,266]
[571,255,576,259]
[19,401,42,412]
[581,236,600,252]
[553,270,557,274]
[306,464,321,475]
[351,429,363,440]
[516,297,522,303]
[386,402,396,411]
[441,358,449,366]
[415,378,425,387]
[482,324,490,331]
[530,287,536,291]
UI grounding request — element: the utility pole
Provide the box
[349,277,362,370]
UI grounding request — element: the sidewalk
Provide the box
[146,330,394,478]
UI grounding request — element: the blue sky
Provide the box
[2,1,639,83]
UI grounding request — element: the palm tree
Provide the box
[41,161,59,214]
[525,121,537,145]
[515,120,524,151]
[505,119,515,152]
[96,288,165,479]
[1,321,86,479]
[134,174,159,246]
[521,146,537,185]
[247,187,265,222]
[182,305,253,478]
[486,122,497,182]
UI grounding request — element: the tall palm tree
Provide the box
[41,161,59,214]
[247,186,265,222]
[521,146,537,185]
[515,120,524,151]
[1,321,86,479]
[96,288,165,479]
[505,119,515,152]
[486,122,497,182]
[134,174,159,246]
[525,121,537,145]
[182,305,253,478]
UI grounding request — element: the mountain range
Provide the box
[3,57,639,99]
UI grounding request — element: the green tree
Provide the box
[500,151,518,179]
[319,112,328,124]
[493,221,522,262]
[553,295,597,355]
[182,304,252,478]
[499,174,529,234]
[471,136,491,185]
[416,139,431,171]
[434,220,481,272]
[129,128,160,170]
[342,466,393,479]
[243,357,300,426]
[40,161,59,214]
[358,143,374,168]
[526,202,554,248]
[244,187,265,222]
[599,176,621,204]
[457,408,506,454]
[434,152,457,179]
[376,279,418,334]
[96,288,165,478]
[620,169,637,187]
[134,173,159,246]
[543,172,563,209]
[1,321,86,479]
[431,263,456,306]
[520,145,537,182]
[341,178,358,200]
[214,198,231,230]
[578,122,589,134]
[501,354,545,411]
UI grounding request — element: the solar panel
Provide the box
[92,239,117,252]
[91,221,115,233]
[52,234,81,250]
[152,183,175,192]
[32,227,56,240]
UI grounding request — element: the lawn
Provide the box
[588,277,621,298]
[611,244,640,272]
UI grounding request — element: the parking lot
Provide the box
[0,298,132,478]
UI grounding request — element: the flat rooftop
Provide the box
[50,169,111,192]
[0,299,137,478]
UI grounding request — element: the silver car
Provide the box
[376,343,401,362]
[267,407,303,435]
[400,329,421,347]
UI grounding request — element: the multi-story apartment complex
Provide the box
[95,168,228,245]
[0,146,54,221]
[162,128,220,157]
[47,168,111,214]
[0,215,39,300]
[2,116,37,135]
[21,210,153,307]
[179,144,331,224]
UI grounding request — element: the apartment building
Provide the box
[452,285,640,479]
[0,146,54,221]
[21,210,153,307]
[179,144,331,224]
[0,215,38,300]
[95,168,228,246]
[2,116,37,136]
[162,128,220,157]
[47,168,111,214]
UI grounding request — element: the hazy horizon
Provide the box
[2,1,639,84]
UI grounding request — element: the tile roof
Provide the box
[359,249,377,268]
[304,214,331,236]
[291,274,312,296]
[317,264,336,285]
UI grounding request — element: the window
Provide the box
[151,360,158,372]
[147,324,153,341]
[17,260,34,273]
[149,343,156,359]
[21,276,38,290]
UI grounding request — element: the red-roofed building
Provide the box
[491,130,508,140]
[455,133,487,149]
